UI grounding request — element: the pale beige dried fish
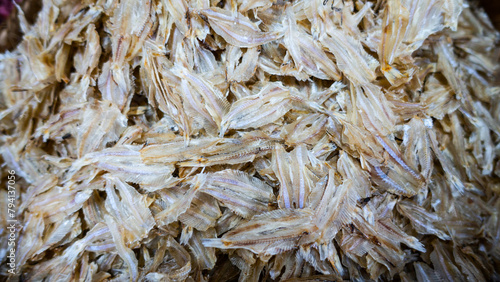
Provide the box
[1,0,499,281]
[225,46,260,83]
[103,175,155,244]
[321,28,378,85]
[154,174,206,226]
[76,145,177,191]
[284,7,341,80]
[200,7,283,48]
[179,192,221,231]
[220,82,292,136]
[202,169,275,218]
[203,208,317,255]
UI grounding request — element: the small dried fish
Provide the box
[282,113,328,146]
[321,29,378,85]
[202,169,275,218]
[397,200,450,240]
[272,144,327,209]
[154,174,206,226]
[104,176,155,244]
[179,192,221,231]
[203,208,317,255]
[77,101,127,157]
[226,46,260,83]
[220,82,292,136]
[284,7,341,80]
[76,145,177,190]
[200,7,283,48]
[179,136,279,167]
[105,214,139,281]
[1,0,499,280]
[140,137,221,163]
[175,65,230,131]
[186,228,218,270]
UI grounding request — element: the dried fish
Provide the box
[200,7,283,48]
[178,192,221,231]
[220,82,292,136]
[284,7,341,80]
[321,29,378,85]
[178,135,279,167]
[201,169,275,218]
[105,214,139,281]
[272,144,327,209]
[79,145,178,191]
[154,174,206,226]
[1,0,499,280]
[76,101,127,157]
[104,175,155,244]
[202,209,317,255]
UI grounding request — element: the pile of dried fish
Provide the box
[1,0,500,280]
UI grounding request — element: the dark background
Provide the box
[481,0,500,29]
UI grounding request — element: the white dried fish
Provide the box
[179,135,278,167]
[26,183,93,223]
[104,176,155,244]
[200,7,283,48]
[283,7,341,81]
[186,228,218,270]
[79,145,177,191]
[105,214,139,281]
[1,0,499,280]
[321,29,378,85]
[226,46,260,83]
[202,169,275,218]
[282,113,328,146]
[220,82,292,136]
[26,223,110,281]
[272,144,327,209]
[203,208,317,255]
[140,137,220,163]
[179,192,221,231]
[77,101,127,157]
[175,65,230,132]
[154,174,206,226]
[397,200,450,240]
[16,213,45,268]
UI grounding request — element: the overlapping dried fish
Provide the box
[201,169,275,218]
[1,0,499,281]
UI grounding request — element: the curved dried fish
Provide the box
[200,7,283,48]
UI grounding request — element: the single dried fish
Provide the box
[321,29,378,85]
[202,169,275,218]
[220,82,292,136]
[203,208,317,255]
[179,192,221,231]
[200,7,283,48]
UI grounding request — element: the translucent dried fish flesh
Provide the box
[202,209,317,255]
[220,82,292,136]
[200,7,283,48]
[284,7,341,80]
[201,169,275,218]
[1,0,499,281]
